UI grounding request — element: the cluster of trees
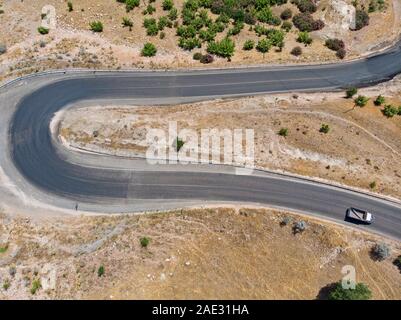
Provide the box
[97,0,378,61]
[325,38,346,59]
[346,89,401,118]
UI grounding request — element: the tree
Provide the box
[243,39,255,50]
[328,282,372,300]
[354,95,369,107]
[346,87,358,98]
[382,104,398,118]
[354,10,370,30]
[141,43,157,57]
[325,38,345,51]
[125,0,140,12]
[207,38,235,59]
[162,0,174,11]
[67,1,73,12]
[374,95,385,106]
[256,38,271,57]
[89,21,103,32]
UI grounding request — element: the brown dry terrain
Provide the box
[0,207,400,300]
[60,77,401,199]
[0,0,400,82]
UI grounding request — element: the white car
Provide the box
[346,207,374,224]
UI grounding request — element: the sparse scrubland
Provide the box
[0,207,400,300]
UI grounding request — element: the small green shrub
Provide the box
[354,95,369,107]
[162,0,174,11]
[30,279,41,295]
[89,21,103,32]
[97,265,105,277]
[374,95,385,106]
[141,43,157,57]
[38,26,49,35]
[320,124,330,134]
[140,237,150,248]
[281,21,292,32]
[243,39,255,50]
[382,104,398,118]
[67,1,73,12]
[2,279,10,291]
[278,128,288,137]
[346,87,358,98]
[297,31,312,46]
[122,17,133,30]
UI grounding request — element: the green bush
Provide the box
[346,87,358,98]
[30,279,41,295]
[140,237,150,248]
[162,0,174,11]
[382,104,398,118]
[141,43,157,57]
[207,37,235,59]
[243,39,255,50]
[38,26,50,35]
[293,221,307,234]
[374,95,385,106]
[354,95,369,107]
[89,21,103,32]
[320,124,330,134]
[122,17,133,30]
[281,21,292,32]
[125,0,140,12]
[67,1,73,12]
[168,7,178,20]
[297,31,312,46]
[97,265,105,277]
[328,282,372,300]
[278,127,288,137]
[179,37,202,50]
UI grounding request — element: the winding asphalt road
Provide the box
[5,41,401,239]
